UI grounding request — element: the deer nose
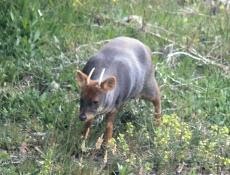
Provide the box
[79,113,87,121]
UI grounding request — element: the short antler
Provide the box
[98,68,105,85]
[87,67,95,84]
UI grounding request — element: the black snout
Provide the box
[79,113,87,121]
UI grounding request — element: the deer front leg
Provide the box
[103,111,117,145]
[82,119,93,139]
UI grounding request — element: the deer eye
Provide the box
[92,100,99,105]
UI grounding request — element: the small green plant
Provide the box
[116,163,130,175]
[39,146,55,175]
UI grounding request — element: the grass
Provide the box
[0,0,230,174]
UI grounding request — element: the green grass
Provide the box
[0,0,230,174]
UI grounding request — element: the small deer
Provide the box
[76,37,161,144]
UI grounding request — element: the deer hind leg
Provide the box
[141,77,161,122]
[152,92,161,121]
[103,111,117,145]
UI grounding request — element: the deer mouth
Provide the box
[79,112,95,122]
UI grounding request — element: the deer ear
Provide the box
[76,70,88,87]
[100,76,116,91]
